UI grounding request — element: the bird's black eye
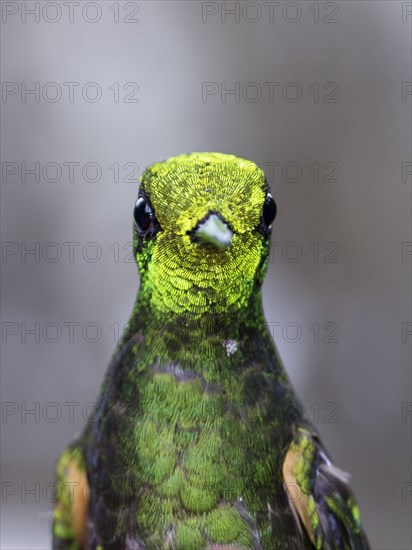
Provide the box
[262,193,277,227]
[134,197,153,232]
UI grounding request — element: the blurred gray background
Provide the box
[1,1,411,548]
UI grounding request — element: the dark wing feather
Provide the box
[283,428,370,550]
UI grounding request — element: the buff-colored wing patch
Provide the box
[53,446,88,547]
[283,441,315,542]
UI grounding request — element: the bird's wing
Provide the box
[52,439,88,550]
[282,427,369,550]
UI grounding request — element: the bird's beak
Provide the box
[193,213,233,249]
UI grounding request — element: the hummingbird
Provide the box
[52,152,369,550]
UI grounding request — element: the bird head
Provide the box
[133,152,276,318]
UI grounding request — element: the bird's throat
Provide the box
[120,282,267,377]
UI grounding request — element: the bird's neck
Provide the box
[120,284,269,374]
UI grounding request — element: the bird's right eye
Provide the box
[133,197,153,232]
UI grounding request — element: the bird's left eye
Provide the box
[134,197,153,232]
[262,193,277,227]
